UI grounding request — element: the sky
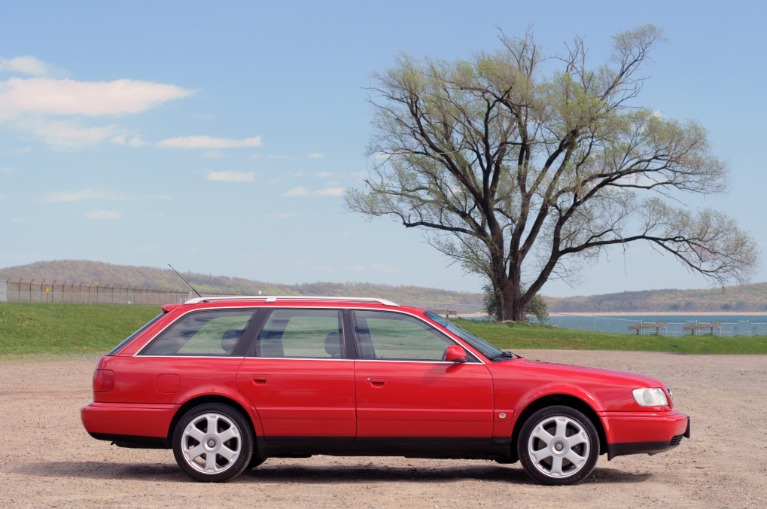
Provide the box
[1,0,765,297]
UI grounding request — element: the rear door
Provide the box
[236,308,356,441]
[352,310,494,439]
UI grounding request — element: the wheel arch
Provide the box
[167,395,257,445]
[510,394,607,461]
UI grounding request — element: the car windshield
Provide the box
[425,312,516,362]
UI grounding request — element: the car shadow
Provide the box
[14,461,652,485]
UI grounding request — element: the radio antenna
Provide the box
[168,264,202,298]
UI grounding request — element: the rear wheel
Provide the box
[517,405,599,485]
[172,403,253,482]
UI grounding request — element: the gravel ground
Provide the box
[1,350,765,508]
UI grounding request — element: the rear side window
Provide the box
[256,309,343,359]
[139,309,255,356]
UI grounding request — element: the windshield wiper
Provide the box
[489,351,516,362]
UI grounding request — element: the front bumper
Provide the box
[600,410,690,460]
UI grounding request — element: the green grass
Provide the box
[455,319,767,354]
[1,302,766,357]
[0,302,159,356]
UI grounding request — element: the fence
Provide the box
[0,277,487,313]
[1,278,195,305]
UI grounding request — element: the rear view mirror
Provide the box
[444,345,467,363]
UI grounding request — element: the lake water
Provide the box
[546,314,767,336]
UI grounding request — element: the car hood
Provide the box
[510,357,662,386]
[488,356,672,411]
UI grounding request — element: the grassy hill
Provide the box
[0,260,485,311]
[2,259,766,313]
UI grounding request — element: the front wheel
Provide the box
[172,403,253,482]
[517,405,599,485]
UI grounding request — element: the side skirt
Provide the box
[258,436,513,461]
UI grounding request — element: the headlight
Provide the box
[632,387,669,407]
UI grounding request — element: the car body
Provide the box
[81,296,690,485]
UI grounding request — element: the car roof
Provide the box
[183,295,400,307]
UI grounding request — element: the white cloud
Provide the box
[0,73,193,150]
[308,152,326,159]
[283,186,311,197]
[316,171,332,178]
[206,170,255,182]
[86,210,121,220]
[272,212,299,219]
[0,166,15,174]
[0,56,50,76]
[111,133,146,147]
[315,187,344,196]
[157,135,262,149]
[0,77,194,117]
[43,188,171,203]
[283,186,344,197]
[13,118,118,150]
[348,263,397,274]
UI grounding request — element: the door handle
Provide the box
[366,377,385,387]
[252,375,269,384]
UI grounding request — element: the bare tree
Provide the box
[347,25,757,321]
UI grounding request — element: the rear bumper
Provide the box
[601,410,690,460]
[81,402,178,442]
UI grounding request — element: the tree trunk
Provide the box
[495,278,526,322]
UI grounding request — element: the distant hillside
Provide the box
[0,260,485,312]
[3,260,766,313]
[547,284,767,313]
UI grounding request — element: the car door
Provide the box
[351,309,494,440]
[236,308,356,442]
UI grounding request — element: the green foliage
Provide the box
[349,24,757,322]
[484,285,548,323]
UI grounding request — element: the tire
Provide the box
[172,403,253,482]
[517,405,599,485]
[247,456,266,470]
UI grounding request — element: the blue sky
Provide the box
[1,0,765,297]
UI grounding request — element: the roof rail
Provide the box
[183,295,399,306]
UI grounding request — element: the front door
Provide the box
[351,310,494,439]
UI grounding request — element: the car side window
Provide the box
[352,310,454,361]
[256,309,343,359]
[139,309,255,356]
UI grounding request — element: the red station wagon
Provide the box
[81,296,690,485]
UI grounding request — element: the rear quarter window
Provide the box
[139,309,255,356]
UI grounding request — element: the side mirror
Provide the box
[444,345,467,363]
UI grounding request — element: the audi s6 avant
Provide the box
[81,296,690,485]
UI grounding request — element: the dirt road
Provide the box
[1,350,765,508]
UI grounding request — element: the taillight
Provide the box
[93,369,115,392]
